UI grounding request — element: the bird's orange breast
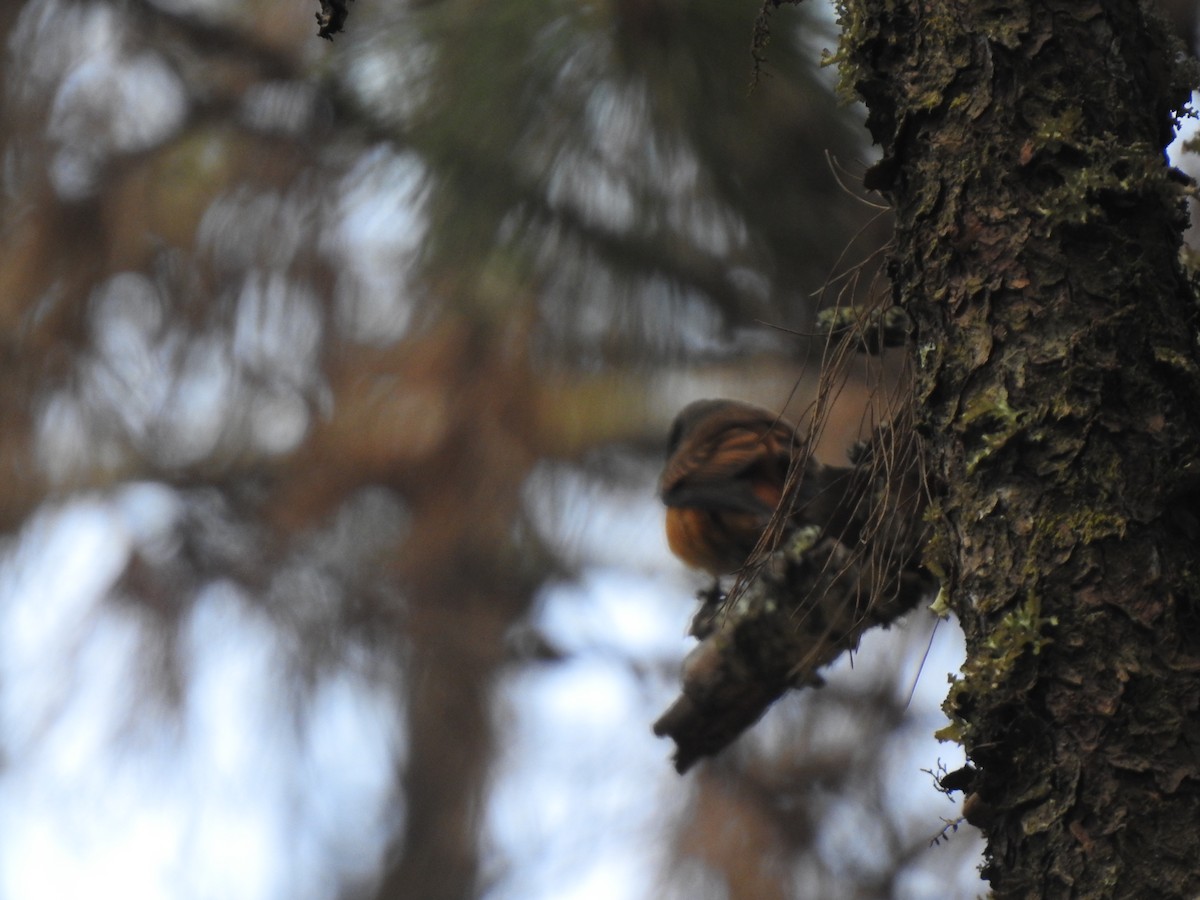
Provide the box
[665,506,766,576]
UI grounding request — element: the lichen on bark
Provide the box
[837,0,1200,895]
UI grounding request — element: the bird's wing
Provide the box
[661,422,791,513]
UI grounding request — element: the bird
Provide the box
[659,399,856,576]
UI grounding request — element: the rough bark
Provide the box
[839,0,1200,896]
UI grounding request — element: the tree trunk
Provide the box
[840,1,1200,895]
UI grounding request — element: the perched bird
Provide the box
[659,399,855,576]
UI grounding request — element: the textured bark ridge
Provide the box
[654,422,931,772]
[839,1,1200,895]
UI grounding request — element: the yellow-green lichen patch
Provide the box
[939,590,1059,746]
[957,384,1027,474]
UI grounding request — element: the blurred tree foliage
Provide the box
[0,1,983,898]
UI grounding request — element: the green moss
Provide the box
[928,583,952,617]
[824,0,869,104]
[786,525,823,556]
[1153,345,1200,378]
[983,591,1056,671]
[958,384,1027,474]
[921,501,951,584]
[941,591,1058,743]
[934,716,963,743]
[1034,141,1170,226]
[1038,508,1127,550]
[1033,108,1084,145]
